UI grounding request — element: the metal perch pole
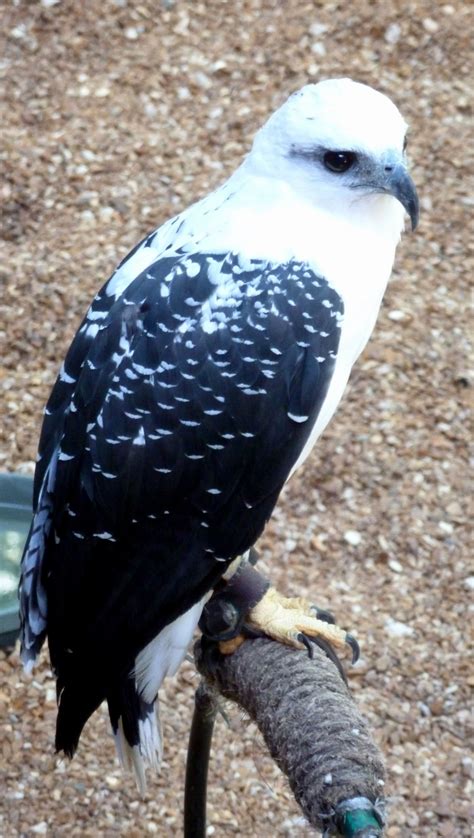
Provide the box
[184,636,385,837]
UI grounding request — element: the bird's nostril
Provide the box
[384,165,394,172]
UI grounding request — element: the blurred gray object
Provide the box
[0,473,32,647]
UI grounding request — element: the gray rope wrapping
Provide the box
[195,637,385,834]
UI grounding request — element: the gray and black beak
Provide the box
[383,162,419,231]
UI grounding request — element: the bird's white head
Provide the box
[247,78,419,232]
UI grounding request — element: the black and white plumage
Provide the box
[19,78,418,784]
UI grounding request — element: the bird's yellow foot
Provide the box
[199,561,359,673]
[219,587,359,664]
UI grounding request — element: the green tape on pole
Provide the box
[341,808,382,836]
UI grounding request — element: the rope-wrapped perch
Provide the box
[185,637,386,837]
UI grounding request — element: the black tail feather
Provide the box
[55,679,105,758]
[54,670,154,762]
[107,676,144,748]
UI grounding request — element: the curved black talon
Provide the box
[313,607,336,625]
[297,632,315,659]
[311,636,347,684]
[345,633,360,665]
[300,633,347,684]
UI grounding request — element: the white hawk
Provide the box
[20,78,418,784]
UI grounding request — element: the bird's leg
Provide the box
[199,551,270,650]
[200,553,359,669]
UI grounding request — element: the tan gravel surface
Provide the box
[1,1,472,836]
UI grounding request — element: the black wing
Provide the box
[20,248,343,747]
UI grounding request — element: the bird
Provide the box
[19,78,418,787]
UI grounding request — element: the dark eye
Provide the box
[323,151,357,173]
[403,135,408,152]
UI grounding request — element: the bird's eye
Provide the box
[323,151,357,173]
[403,136,408,153]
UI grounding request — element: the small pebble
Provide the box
[423,17,439,32]
[388,309,407,321]
[124,27,140,40]
[385,617,415,637]
[344,530,362,547]
[385,23,401,44]
[388,559,403,573]
[31,825,47,835]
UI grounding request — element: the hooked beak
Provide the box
[383,163,419,231]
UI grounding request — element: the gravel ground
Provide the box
[1,1,472,836]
